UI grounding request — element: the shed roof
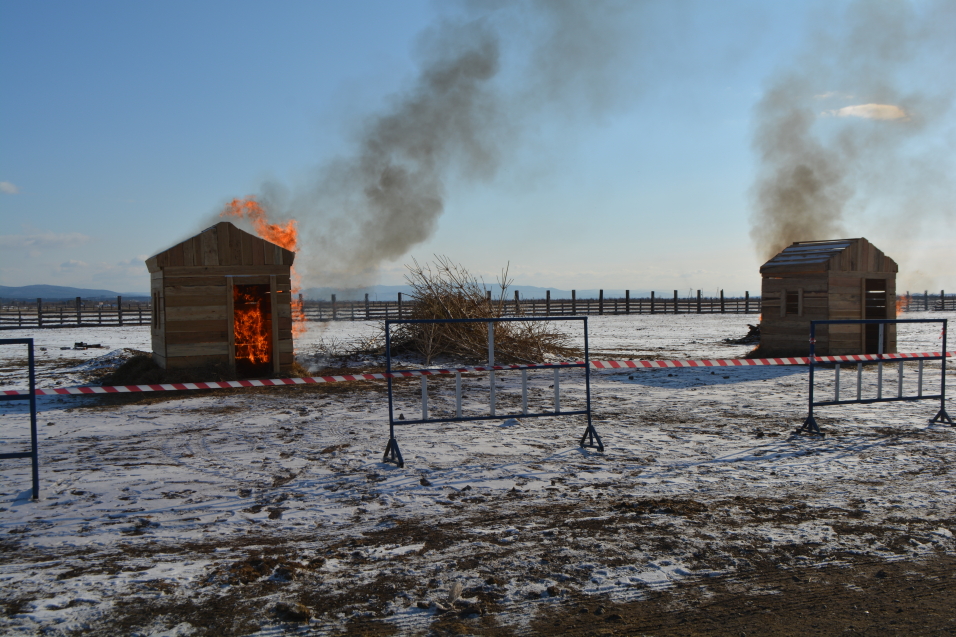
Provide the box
[760,238,897,275]
[146,221,295,273]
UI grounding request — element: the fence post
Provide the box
[546,290,551,316]
[745,291,750,314]
[73,296,80,326]
[117,296,123,326]
[696,290,701,314]
[329,294,336,320]
[351,301,355,321]
[650,291,655,314]
[625,290,630,315]
[572,290,576,315]
[673,290,678,314]
[599,290,603,315]
[514,290,520,315]
[37,298,43,328]
[941,290,945,311]
[720,290,725,313]
[925,290,929,311]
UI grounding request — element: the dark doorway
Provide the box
[864,279,887,354]
[233,284,273,376]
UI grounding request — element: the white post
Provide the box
[488,322,496,417]
[521,369,528,415]
[877,324,884,400]
[421,375,428,421]
[918,359,924,397]
[455,372,462,418]
[834,364,840,402]
[553,368,560,413]
[857,363,863,401]
[897,361,904,398]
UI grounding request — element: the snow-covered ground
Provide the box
[0,312,953,635]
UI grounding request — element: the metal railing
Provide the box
[798,319,952,435]
[0,338,40,499]
[381,316,601,468]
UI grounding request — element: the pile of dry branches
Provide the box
[387,256,578,365]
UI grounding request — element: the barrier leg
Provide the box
[932,319,952,425]
[796,415,823,436]
[579,419,604,452]
[932,408,954,425]
[382,437,404,468]
[796,330,824,436]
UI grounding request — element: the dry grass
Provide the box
[386,256,578,365]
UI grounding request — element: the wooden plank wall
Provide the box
[759,274,828,355]
[163,272,230,368]
[150,271,166,367]
[825,273,897,354]
[159,268,294,372]
[827,238,897,274]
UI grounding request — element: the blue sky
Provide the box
[1,1,953,295]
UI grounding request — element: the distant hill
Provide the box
[0,285,149,300]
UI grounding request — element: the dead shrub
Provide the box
[386,256,578,364]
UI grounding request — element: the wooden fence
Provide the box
[0,297,150,330]
[301,291,763,321]
[4,290,953,329]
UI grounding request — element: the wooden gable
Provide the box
[760,238,897,276]
[145,221,295,273]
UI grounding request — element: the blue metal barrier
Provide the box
[382,316,601,468]
[0,338,40,499]
[798,319,951,436]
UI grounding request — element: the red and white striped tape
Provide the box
[2,351,951,397]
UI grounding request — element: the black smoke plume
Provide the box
[750,1,956,264]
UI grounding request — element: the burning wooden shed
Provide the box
[759,238,897,357]
[145,221,295,375]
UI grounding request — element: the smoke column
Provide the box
[246,1,655,288]
[750,0,956,265]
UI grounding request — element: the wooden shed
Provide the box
[145,221,295,375]
[759,238,897,357]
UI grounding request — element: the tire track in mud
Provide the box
[160,429,274,488]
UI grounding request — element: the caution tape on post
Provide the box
[1,351,952,397]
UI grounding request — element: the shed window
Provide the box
[786,292,799,316]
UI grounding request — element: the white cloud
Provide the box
[59,260,88,269]
[0,232,91,249]
[822,103,908,120]
[0,181,19,194]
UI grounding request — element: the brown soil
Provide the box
[532,555,956,636]
[21,493,952,636]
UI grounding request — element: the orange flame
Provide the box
[221,197,307,336]
[896,295,909,317]
[234,287,272,365]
